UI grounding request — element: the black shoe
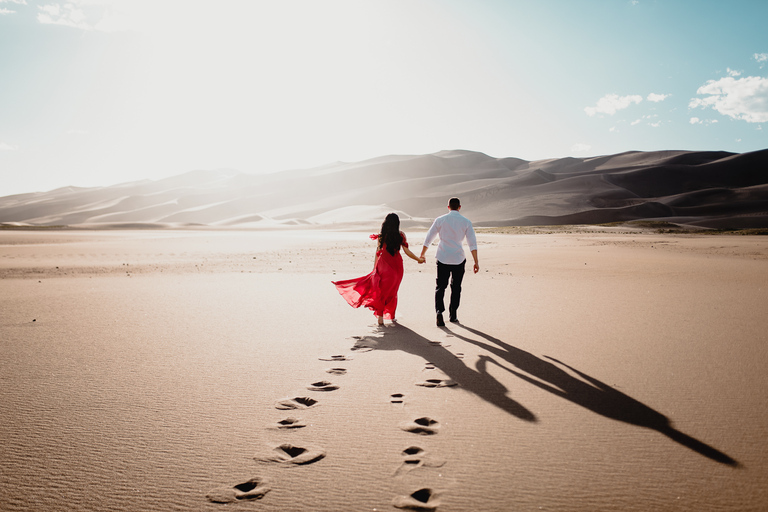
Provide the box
[449,316,459,323]
[436,313,445,327]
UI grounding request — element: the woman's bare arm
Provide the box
[402,245,424,263]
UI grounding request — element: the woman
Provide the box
[333,213,424,325]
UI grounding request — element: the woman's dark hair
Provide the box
[378,213,402,256]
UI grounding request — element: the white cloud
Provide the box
[0,0,24,15]
[36,1,139,32]
[584,94,643,116]
[571,143,591,153]
[689,76,768,123]
[689,117,718,126]
[727,68,742,77]
[755,53,768,64]
[647,93,670,102]
[31,0,202,32]
[38,3,92,30]
[0,0,27,8]
[631,114,660,127]
[0,142,18,151]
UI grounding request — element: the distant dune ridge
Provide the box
[2,148,767,229]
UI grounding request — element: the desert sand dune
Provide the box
[1,148,767,229]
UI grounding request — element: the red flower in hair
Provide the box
[369,234,380,240]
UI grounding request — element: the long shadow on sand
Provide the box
[358,325,537,423]
[445,324,739,467]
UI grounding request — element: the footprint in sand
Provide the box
[319,355,351,362]
[255,443,326,465]
[423,363,436,371]
[351,342,375,352]
[415,378,458,388]
[402,446,425,460]
[454,352,464,360]
[307,380,339,391]
[394,446,446,476]
[206,477,270,503]
[399,417,440,435]
[390,393,405,405]
[274,417,307,429]
[326,367,347,375]
[393,488,441,511]
[275,397,318,410]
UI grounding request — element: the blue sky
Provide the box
[0,0,766,196]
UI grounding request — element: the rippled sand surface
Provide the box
[1,230,767,511]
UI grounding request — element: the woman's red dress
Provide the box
[332,232,408,320]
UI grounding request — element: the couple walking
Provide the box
[333,197,479,327]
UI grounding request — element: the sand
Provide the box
[3,149,767,230]
[1,229,767,511]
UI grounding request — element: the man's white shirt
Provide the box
[422,210,477,265]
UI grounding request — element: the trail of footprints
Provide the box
[206,362,340,504]
[208,335,460,510]
[390,345,465,510]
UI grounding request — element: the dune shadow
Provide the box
[447,324,739,467]
[360,325,537,423]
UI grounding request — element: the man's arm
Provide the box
[466,222,479,273]
[420,219,440,260]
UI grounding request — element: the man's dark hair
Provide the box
[448,197,461,210]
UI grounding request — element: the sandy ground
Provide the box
[1,229,767,511]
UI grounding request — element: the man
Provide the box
[420,197,479,326]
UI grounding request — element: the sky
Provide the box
[0,0,766,196]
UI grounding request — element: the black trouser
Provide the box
[435,260,466,316]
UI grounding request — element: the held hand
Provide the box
[418,257,426,264]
